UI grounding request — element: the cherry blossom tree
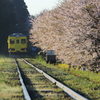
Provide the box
[30,0,100,69]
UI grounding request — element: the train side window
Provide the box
[21,39,26,44]
[10,39,14,44]
[16,39,19,44]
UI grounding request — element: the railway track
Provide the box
[15,58,88,100]
[15,58,74,100]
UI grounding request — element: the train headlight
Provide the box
[9,48,15,51]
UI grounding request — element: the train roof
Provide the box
[8,33,27,37]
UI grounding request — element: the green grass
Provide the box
[0,55,24,100]
[27,55,100,100]
[58,64,100,83]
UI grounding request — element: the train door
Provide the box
[15,39,20,52]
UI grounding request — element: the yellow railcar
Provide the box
[7,33,27,55]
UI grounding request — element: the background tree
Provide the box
[30,0,100,69]
[13,0,29,33]
[0,0,30,53]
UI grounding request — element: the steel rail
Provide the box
[23,59,88,100]
[15,59,31,100]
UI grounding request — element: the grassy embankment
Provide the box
[0,55,24,100]
[27,55,100,100]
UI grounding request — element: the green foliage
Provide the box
[0,0,30,53]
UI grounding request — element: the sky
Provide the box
[24,0,64,15]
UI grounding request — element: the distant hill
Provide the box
[30,0,100,69]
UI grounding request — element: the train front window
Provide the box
[21,39,26,44]
[10,39,14,44]
[16,39,19,44]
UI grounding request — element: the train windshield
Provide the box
[21,39,26,44]
[10,39,14,44]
